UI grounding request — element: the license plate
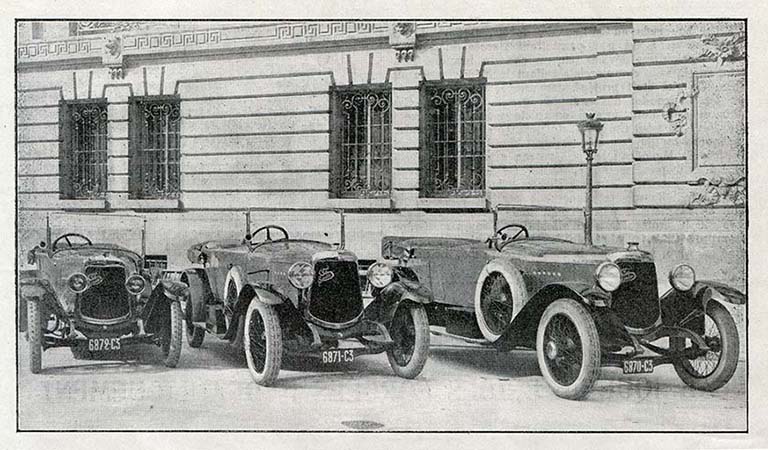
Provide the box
[87,337,122,352]
[623,358,654,374]
[321,349,355,364]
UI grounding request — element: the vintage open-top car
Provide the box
[176,208,431,386]
[377,204,745,400]
[19,213,183,373]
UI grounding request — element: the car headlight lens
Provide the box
[669,264,696,292]
[125,274,147,295]
[68,273,89,293]
[288,262,315,289]
[367,262,393,288]
[595,262,622,292]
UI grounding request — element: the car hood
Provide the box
[502,238,624,258]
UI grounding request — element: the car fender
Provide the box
[224,266,248,301]
[157,279,188,303]
[182,269,213,322]
[492,282,603,351]
[364,279,432,325]
[660,281,745,329]
[232,283,286,317]
[473,259,527,342]
[19,277,56,301]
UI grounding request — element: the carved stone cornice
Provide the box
[687,174,746,208]
[390,22,416,62]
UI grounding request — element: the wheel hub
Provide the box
[546,340,558,359]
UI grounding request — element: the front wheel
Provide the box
[671,301,739,392]
[536,298,601,400]
[386,303,430,379]
[243,300,282,386]
[27,300,42,374]
[160,301,183,367]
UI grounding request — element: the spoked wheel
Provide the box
[671,301,739,391]
[243,300,282,386]
[27,300,42,374]
[386,303,430,379]
[536,298,601,400]
[223,280,238,334]
[478,273,515,341]
[160,301,183,367]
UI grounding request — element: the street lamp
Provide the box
[577,113,604,246]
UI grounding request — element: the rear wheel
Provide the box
[536,298,601,400]
[160,301,183,367]
[671,301,739,391]
[244,300,282,386]
[387,303,430,379]
[27,300,42,374]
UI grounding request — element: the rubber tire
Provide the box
[161,301,183,368]
[671,301,739,392]
[243,300,283,386]
[27,300,42,374]
[536,298,601,400]
[184,299,206,348]
[387,304,430,379]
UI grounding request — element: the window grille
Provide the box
[330,87,392,198]
[59,101,108,199]
[421,81,486,197]
[129,97,181,199]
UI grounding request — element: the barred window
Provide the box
[59,100,108,199]
[329,86,392,198]
[420,80,486,197]
[129,96,181,199]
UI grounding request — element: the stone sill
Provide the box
[60,199,108,211]
[110,197,183,211]
[415,197,489,211]
[328,198,394,210]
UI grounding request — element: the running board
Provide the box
[429,327,492,346]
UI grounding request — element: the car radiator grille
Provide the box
[610,261,660,330]
[78,266,131,321]
[307,260,364,327]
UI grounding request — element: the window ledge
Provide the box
[328,197,394,210]
[415,197,489,210]
[109,197,183,211]
[60,199,108,211]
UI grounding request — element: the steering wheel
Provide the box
[248,225,289,247]
[493,224,529,251]
[52,233,93,251]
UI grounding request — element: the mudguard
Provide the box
[182,269,212,323]
[364,279,432,325]
[19,277,56,301]
[660,281,745,330]
[493,282,614,351]
[232,283,286,317]
[159,279,188,302]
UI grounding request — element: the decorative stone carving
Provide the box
[687,174,746,207]
[102,35,125,79]
[661,87,697,137]
[75,21,147,35]
[390,22,416,62]
[695,32,746,66]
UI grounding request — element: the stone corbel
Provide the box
[103,35,125,79]
[661,87,698,137]
[390,22,416,62]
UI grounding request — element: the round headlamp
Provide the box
[669,264,696,292]
[595,262,621,292]
[125,274,147,295]
[367,262,393,288]
[67,272,89,293]
[288,262,314,289]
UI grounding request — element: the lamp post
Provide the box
[577,113,604,246]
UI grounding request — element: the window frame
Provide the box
[128,94,182,200]
[329,82,393,199]
[419,77,487,198]
[58,98,109,200]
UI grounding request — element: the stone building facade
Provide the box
[17,20,746,296]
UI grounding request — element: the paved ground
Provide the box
[17,332,746,432]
